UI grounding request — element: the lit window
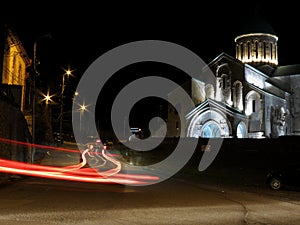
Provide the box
[237,123,246,138]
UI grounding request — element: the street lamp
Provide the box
[39,89,55,139]
[59,68,74,144]
[31,33,51,163]
[40,88,55,116]
[79,102,88,132]
[73,91,91,142]
[40,89,55,105]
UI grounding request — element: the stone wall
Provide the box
[0,91,32,182]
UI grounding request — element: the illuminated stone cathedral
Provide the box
[167,16,300,139]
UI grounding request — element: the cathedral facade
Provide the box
[167,20,300,139]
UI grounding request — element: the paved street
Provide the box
[0,170,300,225]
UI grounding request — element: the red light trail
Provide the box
[0,137,159,185]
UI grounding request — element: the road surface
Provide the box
[0,172,300,225]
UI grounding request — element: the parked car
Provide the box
[266,163,300,190]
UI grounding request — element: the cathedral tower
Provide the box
[234,15,278,67]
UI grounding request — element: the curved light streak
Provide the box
[0,138,159,185]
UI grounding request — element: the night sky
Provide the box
[4,3,300,71]
[1,2,300,134]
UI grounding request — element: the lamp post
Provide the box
[79,103,88,132]
[41,89,54,122]
[59,69,73,144]
[31,33,51,163]
[73,92,90,142]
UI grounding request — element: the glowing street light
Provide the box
[59,67,75,144]
[78,102,89,132]
[79,103,88,112]
[61,68,74,95]
[73,91,95,142]
[40,89,55,105]
[44,94,51,103]
[39,89,55,139]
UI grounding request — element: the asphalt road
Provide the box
[0,172,300,225]
[1,142,300,225]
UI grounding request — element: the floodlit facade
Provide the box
[167,17,300,139]
[0,24,31,112]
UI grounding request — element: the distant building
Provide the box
[167,15,300,139]
[0,24,32,163]
[0,24,31,111]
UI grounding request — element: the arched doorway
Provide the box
[187,110,230,138]
[201,120,222,138]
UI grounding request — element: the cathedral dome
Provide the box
[234,14,278,67]
[236,14,277,36]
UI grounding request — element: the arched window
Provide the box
[247,42,251,59]
[216,63,232,105]
[263,42,267,59]
[233,80,243,111]
[245,91,261,116]
[270,43,273,59]
[241,43,244,59]
[255,41,259,58]
[237,122,247,138]
[252,99,256,112]
[221,74,228,89]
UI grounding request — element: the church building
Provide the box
[167,16,300,139]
